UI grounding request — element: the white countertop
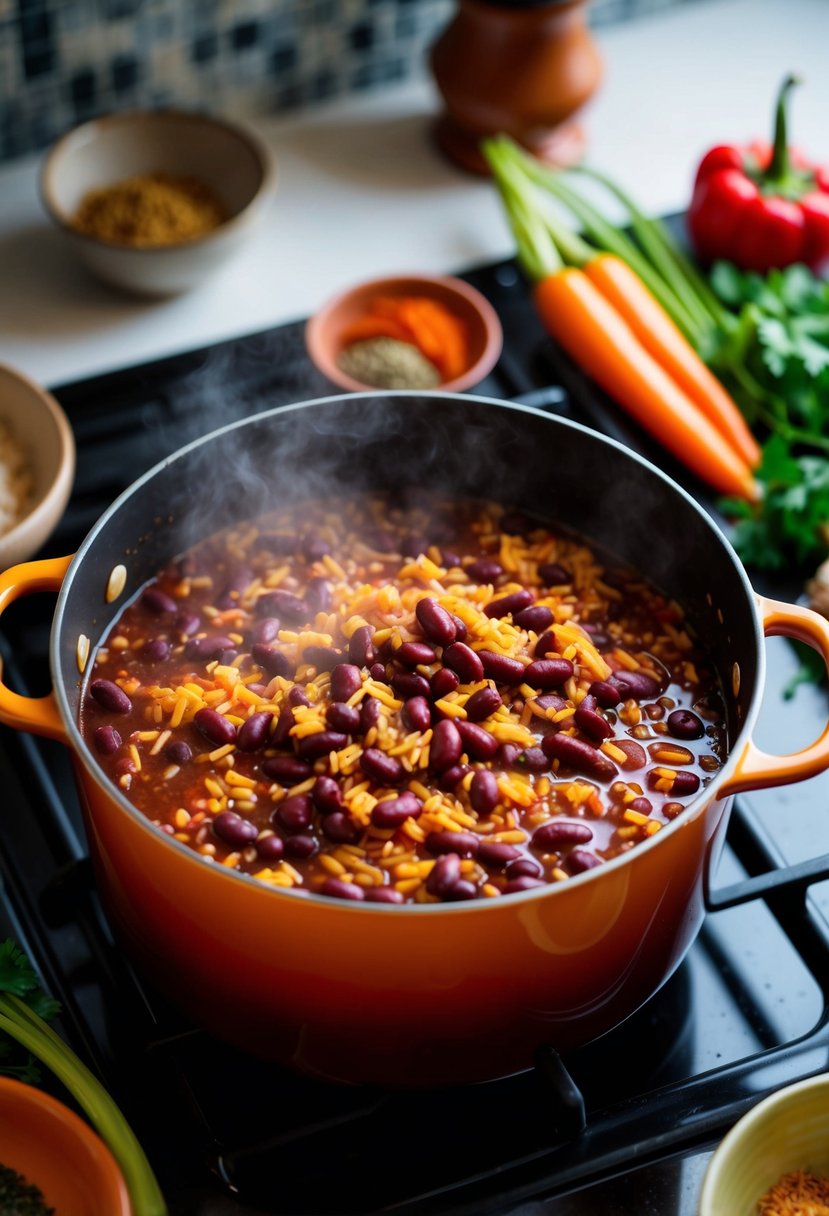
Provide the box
[1,0,827,390]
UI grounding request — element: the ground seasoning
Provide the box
[337,337,442,389]
[0,1162,54,1215]
[71,173,228,247]
[758,1169,829,1215]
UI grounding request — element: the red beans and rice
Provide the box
[80,494,726,904]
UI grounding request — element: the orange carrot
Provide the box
[533,268,760,502]
[343,295,470,381]
[339,313,412,346]
[584,253,761,470]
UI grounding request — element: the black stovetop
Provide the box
[2,258,829,1216]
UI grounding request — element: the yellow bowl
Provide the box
[699,1073,829,1215]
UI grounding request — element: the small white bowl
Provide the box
[0,363,75,570]
[699,1073,829,1215]
[40,108,276,295]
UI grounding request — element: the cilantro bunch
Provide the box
[710,261,829,571]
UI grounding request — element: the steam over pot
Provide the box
[1,392,828,1087]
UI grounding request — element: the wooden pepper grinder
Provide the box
[429,0,602,175]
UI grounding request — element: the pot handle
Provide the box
[0,555,73,743]
[720,593,829,797]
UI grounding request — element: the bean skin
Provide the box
[303,646,344,673]
[667,709,705,739]
[141,638,171,663]
[326,702,361,733]
[478,651,525,685]
[538,563,569,586]
[515,746,547,772]
[470,768,499,815]
[532,821,594,850]
[371,791,423,828]
[589,680,622,708]
[297,731,348,760]
[256,834,285,862]
[503,876,546,894]
[303,535,332,562]
[258,589,308,623]
[484,589,535,619]
[455,720,499,761]
[630,796,653,814]
[478,841,521,867]
[213,811,258,847]
[425,830,480,858]
[185,635,235,662]
[533,693,567,715]
[360,696,381,733]
[175,610,201,638]
[364,886,405,904]
[312,775,343,815]
[523,658,575,689]
[261,755,314,784]
[275,794,314,833]
[319,877,365,901]
[442,642,484,684]
[574,695,613,742]
[193,707,237,747]
[446,879,478,901]
[397,641,438,668]
[415,597,457,646]
[360,748,404,785]
[566,849,603,874]
[514,605,554,633]
[430,667,460,699]
[252,643,294,679]
[426,853,462,897]
[289,687,312,708]
[236,710,273,752]
[614,739,648,770]
[671,770,701,796]
[402,696,432,733]
[542,732,618,780]
[464,685,502,721]
[93,724,122,755]
[272,705,295,745]
[322,813,362,844]
[429,719,463,772]
[437,763,469,791]
[507,857,543,879]
[610,670,661,700]
[89,679,132,714]
[451,616,468,644]
[466,557,503,583]
[252,617,281,645]
[348,625,376,668]
[165,740,192,766]
[392,671,431,700]
[284,834,319,859]
[330,663,363,703]
[534,632,557,659]
[141,586,178,615]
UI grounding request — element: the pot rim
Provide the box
[53,389,764,914]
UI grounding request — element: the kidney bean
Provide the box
[360,748,404,785]
[141,638,171,663]
[523,658,574,689]
[672,771,701,796]
[325,702,360,733]
[284,834,319,860]
[507,857,544,879]
[431,667,460,699]
[348,625,376,668]
[185,635,235,662]
[364,885,405,904]
[213,811,258,847]
[369,662,389,683]
[515,746,548,772]
[446,879,478,901]
[93,724,122,755]
[310,775,341,816]
[484,589,535,620]
[193,707,237,747]
[288,687,312,708]
[89,679,132,714]
[442,642,484,684]
[429,719,463,772]
[397,641,438,668]
[542,732,618,780]
[630,796,653,814]
[583,626,611,650]
[437,763,469,791]
[330,663,363,703]
[220,648,239,666]
[319,877,365,901]
[252,643,294,679]
[259,589,308,623]
[498,742,520,767]
[466,557,503,583]
[256,834,285,862]
[464,685,502,721]
[141,586,178,615]
[253,617,281,645]
[470,768,499,815]
[275,794,314,833]
[360,696,381,733]
[478,841,521,867]
[590,680,622,708]
[237,711,273,752]
[610,671,661,700]
[297,731,348,760]
[650,741,694,765]
[402,696,432,734]
[478,651,524,685]
[538,562,569,586]
[426,853,462,897]
[566,849,602,874]
[575,695,613,742]
[261,754,313,784]
[441,549,461,569]
[614,739,647,769]
[503,876,546,894]
[425,830,480,858]
[114,756,136,778]
[415,597,457,646]
[175,610,201,638]
[391,671,431,700]
[371,791,423,828]
[272,705,296,745]
[303,646,344,672]
[451,616,469,644]
[456,720,499,761]
[667,709,705,739]
[302,534,332,562]
[514,605,554,633]
[533,632,557,659]
[322,813,362,844]
[532,821,594,851]
[533,693,567,715]
[165,739,192,766]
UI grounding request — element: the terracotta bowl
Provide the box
[0,363,75,570]
[40,108,276,296]
[0,1076,130,1215]
[305,273,503,393]
[699,1074,829,1215]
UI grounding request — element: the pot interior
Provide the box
[55,392,758,748]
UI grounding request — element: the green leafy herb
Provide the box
[0,940,59,1084]
[0,1162,54,1215]
[0,939,167,1216]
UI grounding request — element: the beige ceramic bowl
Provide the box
[0,363,75,570]
[305,272,503,393]
[40,108,276,295]
[699,1073,829,1215]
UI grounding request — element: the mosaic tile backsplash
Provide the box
[0,0,702,164]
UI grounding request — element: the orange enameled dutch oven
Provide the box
[0,392,827,1088]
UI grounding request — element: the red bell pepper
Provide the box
[688,76,829,274]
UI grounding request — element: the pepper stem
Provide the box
[766,73,801,183]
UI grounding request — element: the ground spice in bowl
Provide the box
[71,173,228,247]
[0,420,33,538]
[758,1169,829,1214]
[337,337,442,389]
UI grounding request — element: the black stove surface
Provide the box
[2,257,829,1216]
